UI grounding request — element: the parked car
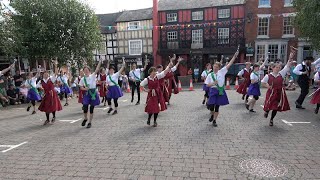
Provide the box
[226,63,246,85]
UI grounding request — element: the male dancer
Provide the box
[129,61,148,105]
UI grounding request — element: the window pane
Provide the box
[218,9,230,18]
[256,45,266,61]
[192,11,203,20]
[128,21,140,30]
[258,17,269,36]
[167,31,178,41]
[268,44,279,61]
[283,17,294,35]
[218,28,229,44]
[192,29,203,44]
[285,0,293,5]
[167,13,177,22]
[259,0,270,6]
[129,40,142,55]
[281,44,287,62]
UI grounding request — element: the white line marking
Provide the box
[59,118,82,124]
[1,142,28,153]
[96,107,109,110]
[282,119,311,126]
[122,100,128,102]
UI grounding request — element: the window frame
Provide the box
[282,16,294,37]
[128,40,143,56]
[167,13,178,22]
[192,29,203,44]
[217,28,230,45]
[257,14,271,38]
[218,8,231,19]
[167,31,178,42]
[127,21,140,31]
[284,0,293,7]
[191,11,204,21]
[258,0,271,8]
[255,41,288,62]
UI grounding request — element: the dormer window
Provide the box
[128,21,140,30]
[192,11,203,21]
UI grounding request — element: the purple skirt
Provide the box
[202,84,209,92]
[83,89,100,106]
[247,83,261,96]
[207,88,229,106]
[27,89,41,101]
[60,85,71,94]
[107,86,123,99]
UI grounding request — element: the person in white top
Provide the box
[57,70,71,106]
[129,61,148,105]
[293,56,320,109]
[261,49,296,126]
[201,63,212,105]
[106,60,126,115]
[205,49,239,127]
[97,66,109,106]
[21,69,42,114]
[310,67,320,114]
[79,58,104,129]
[236,62,252,103]
[74,70,84,104]
[140,62,173,127]
[0,62,15,106]
[0,62,15,77]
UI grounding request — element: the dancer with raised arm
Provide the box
[97,64,109,106]
[106,59,126,115]
[57,70,72,106]
[262,48,295,126]
[164,56,182,105]
[236,62,252,103]
[129,60,148,105]
[140,62,172,127]
[205,48,239,127]
[201,63,212,105]
[22,68,41,114]
[79,58,103,128]
[37,60,62,125]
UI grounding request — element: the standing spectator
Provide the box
[188,68,193,75]
[7,84,20,105]
[194,66,199,82]
[121,72,128,91]
[13,70,23,87]
[0,75,9,106]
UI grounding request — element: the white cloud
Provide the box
[86,0,153,14]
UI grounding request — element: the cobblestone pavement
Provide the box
[0,87,320,180]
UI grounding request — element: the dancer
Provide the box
[57,70,72,106]
[310,67,320,114]
[37,60,62,125]
[22,69,42,114]
[79,58,104,128]
[246,58,268,112]
[262,49,296,126]
[106,59,126,115]
[201,63,212,105]
[97,66,109,106]
[74,70,84,104]
[165,56,182,105]
[140,62,172,127]
[236,62,252,103]
[293,56,320,109]
[205,48,239,127]
[129,61,148,105]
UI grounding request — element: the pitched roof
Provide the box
[115,8,153,22]
[96,12,123,34]
[158,0,246,11]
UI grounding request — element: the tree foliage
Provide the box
[10,0,101,65]
[294,0,320,50]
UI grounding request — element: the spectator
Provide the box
[0,75,9,106]
[7,84,20,105]
[188,68,193,75]
[13,70,23,88]
[194,66,199,82]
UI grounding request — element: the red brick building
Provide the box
[154,0,246,76]
[244,0,318,63]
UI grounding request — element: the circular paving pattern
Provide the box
[239,158,288,178]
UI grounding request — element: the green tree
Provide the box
[294,0,320,50]
[10,0,101,66]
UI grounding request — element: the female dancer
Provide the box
[37,60,62,125]
[74,70,84,104]
[23,70,41,114]
[236,62,252,103]
[246,58,268,112]
[205,49,239,127]
[262,49,295,126]
[201,63,212,105]
[164,56,182,105]
[310,67,320,114]
[106,60,126,115]
[97,67,108,106]
[140,62,172,127]
[79,58,103,128]
[57,71,71,106]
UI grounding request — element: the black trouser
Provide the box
[253,95,259,100]
[296,81,309,105]
[9,99,17,105]
[83,105,95,114]
[118,80,123,88]
[131,82,141,102]
[107,98,118,107]
[148,113,159,122]
[209,105,220,112]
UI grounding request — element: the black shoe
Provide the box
[212,120,217,127]
[64,103,69,106]
[209,116,213,122]
[27,106,31,112]
[242,96,245,100]
[81,119,87,126]
[296,105,306,109]
[131,99,134,103]
[249,109,256,113]
[107,108,113,114]
[43,120,50,126]
[153,122,158,127]
[32,111,36,115]
[51,117,56,124]
[87,123,91,128]
[147,120,150,125]
[202,100,205,105]
[264,112,269,118]
[269,119,274,126]
[245,104,249,110]
[315,108,319,114]
[135,102,140,105]
[112,110,118,115]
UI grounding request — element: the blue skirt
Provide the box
[207,88,229,106]
[202,84,209,92]
[27,89,41,101]
[60,85,71,94]
[247,83,261,96]
[107,86,123,99]
[83,89,100,106]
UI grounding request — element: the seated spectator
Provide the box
[7,84,20,105]
[0,75,9,107]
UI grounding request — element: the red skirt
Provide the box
[145,89,167,114]
[78,90,85,104]
[236,80,250,95]
[38,90,62,113]
[263,88,290,112]
[99,84,107,97]
[310,89,320,104]
[161,84,170,103]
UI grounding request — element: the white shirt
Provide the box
[237,68,250,76]
[129,68,144,81]
[106,72,120,86]
[293,58,320,75]
[201,69,212,78]
[140,71,166,87]
[74,76,81,85]
[205,67,228,87]
[250,72,260,82]
[57,75,68,84]
[79,74,97,89]
[171,66,177,73]
[24,77,37,88]
[314,72,320,82]
[261,65,290,83]
[36,76,56,88]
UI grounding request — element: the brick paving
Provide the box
[0,87,320,179]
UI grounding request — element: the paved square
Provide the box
[0,87,320,179]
